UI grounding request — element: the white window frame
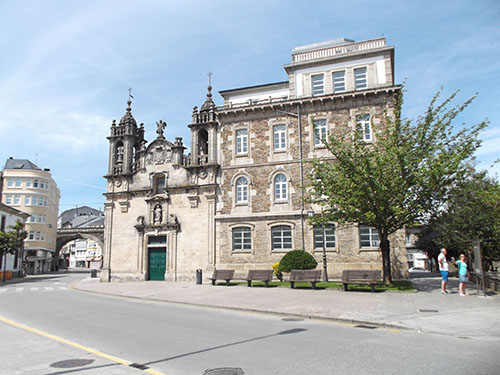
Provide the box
[232,227,252,251]
[33,179,39,188]
[271,225,293,251]
[356,114,372,142]
[235,176,249,204]
[359,225,380,248]
[313,119,328,147]
[13,195,21,205]
[5,195,12,205]
[311,73,324,95]
[273,173,288,202]
[313,224,336,249]
[6,178,14,187]
[15,178,22,187]
[354,67,367,90]
[26,179,32,188]
[332,71,346,93]
[273,124,286,151]
[235,129,248,155]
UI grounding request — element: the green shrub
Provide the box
[278,250,318,273]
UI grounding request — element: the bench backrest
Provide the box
[289,269,322,281]
[212,269,235,279]
[247,270,274,280]
[342,270,381,282]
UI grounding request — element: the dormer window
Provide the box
[311,74,324,95]
[332,71,345,93]
[354,67,367,90]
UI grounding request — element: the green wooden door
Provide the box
[148,247,166,281]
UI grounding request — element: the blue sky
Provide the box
[1,0,499,213]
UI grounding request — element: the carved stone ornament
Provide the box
[146,144,172,165]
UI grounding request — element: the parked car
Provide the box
[409,267,430,273]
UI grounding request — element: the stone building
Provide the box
[102,37,408,282]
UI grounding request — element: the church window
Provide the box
[356,114,372,142]
[236,129,248,154]
[313,119,327,146]
[274,173,287,202]
[273,124,286,150]
[115,142,124,163]
[235,177,248,204]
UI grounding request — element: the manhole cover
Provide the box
[50,359,94,368]
[203,367,245,375]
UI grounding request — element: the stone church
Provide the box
[101,37,409,282]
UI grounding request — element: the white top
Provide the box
[438,253,449,271]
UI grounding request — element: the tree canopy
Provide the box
[418,168,500,270]
[308,90,488,283]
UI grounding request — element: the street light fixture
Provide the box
[307,208,329,282]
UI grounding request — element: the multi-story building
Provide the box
[58,206,104,269]
[0,203,29,279]
[103,37,408,282]
[1,158,60,274]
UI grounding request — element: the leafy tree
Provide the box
[420,169,500,270]
[308,90,487,283]
[0,220,27,281]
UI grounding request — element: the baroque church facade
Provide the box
[101,37,409,282]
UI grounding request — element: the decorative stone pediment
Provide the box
[146,142,173,165]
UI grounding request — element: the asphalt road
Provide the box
[1,273,499,375]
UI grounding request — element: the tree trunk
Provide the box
[380,233,392,284]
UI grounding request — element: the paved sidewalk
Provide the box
[73,274,500,340]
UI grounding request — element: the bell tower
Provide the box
[106,98,145,177]
[189,77,218,166]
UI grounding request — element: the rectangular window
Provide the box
[235,129,248,154]
[311,74,324,95]
[38,197,44,206]
[13,195,21,205]
[313,225,336,249]
[15,178,22,187]
[25,196,30,205]
[28,215,36,223]
[273,124,286,151]
[6,178,14,187]
[232,227,252,251]
[356,114,372,142]
[359,225,380,248]
[354,67,367,90]
[5,195,12,205]
[28,231,35,240]
[40,180,46,189]
[272,225,293,250]
[332,71,345,92]
[313,119,327,146]
[33,179,39,188]
[26,179,32,188]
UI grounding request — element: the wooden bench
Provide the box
[209,269,235,285]
[289,269,322,289]
[246,270,274,287]
[342,270,381,293]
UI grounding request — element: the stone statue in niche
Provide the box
[153,204,162,224]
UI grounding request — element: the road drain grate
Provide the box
[130,363,150,370]
[355,324,378,329]
[50,359,94,368]
[419,309,439,313]
[203,368,245,375]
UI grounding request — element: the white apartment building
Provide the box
[1,158,60,274]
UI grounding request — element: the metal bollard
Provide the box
[91,269,97,278]
[196,269,202,285]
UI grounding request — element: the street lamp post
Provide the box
[277,105,305,250]
[307,208,328,282]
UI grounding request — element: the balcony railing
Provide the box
[292,37,386,63]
